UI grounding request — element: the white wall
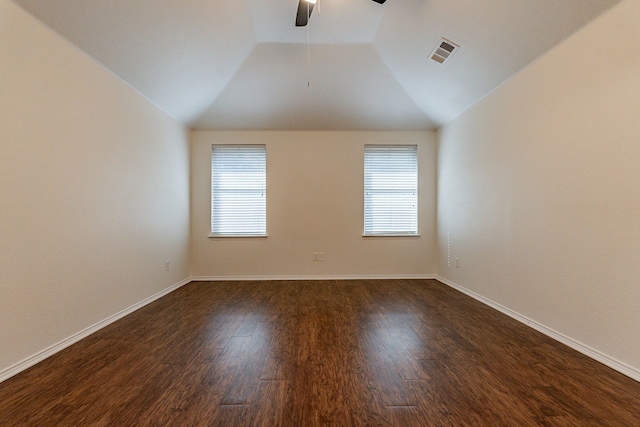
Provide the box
[191,131,437,279]
[0,0,190,378]
[437,0,640,379]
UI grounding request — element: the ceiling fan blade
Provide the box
[371,0,387,3]
[295,0,314,27]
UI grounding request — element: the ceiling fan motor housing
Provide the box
[296,0,387,27]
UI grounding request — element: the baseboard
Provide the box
[435,275,640,383]
[190,274,436,282]
[0,277,191,384]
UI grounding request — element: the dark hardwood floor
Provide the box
[1,279,639,426]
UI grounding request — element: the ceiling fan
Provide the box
[295,0,387,27]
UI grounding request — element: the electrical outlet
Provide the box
[165,260,170,271]
[313,252,325,262]
[455,257,459,268]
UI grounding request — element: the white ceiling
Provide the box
[11,0,621,130]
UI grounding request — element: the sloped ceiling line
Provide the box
[10,0,622,130]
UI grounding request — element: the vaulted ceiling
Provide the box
[11,0,621,130]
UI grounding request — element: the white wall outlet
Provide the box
[455,257,459,268]
[313,252,325,262]
[165,260,170,271]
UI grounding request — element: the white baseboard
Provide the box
[435,275,640,383]
[0,278,191,384]
[190,274,436,282]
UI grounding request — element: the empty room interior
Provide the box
[1,0,640,425]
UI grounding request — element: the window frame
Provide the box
[210,144,267,238]
[363,144,419,237]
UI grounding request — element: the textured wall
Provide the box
[437,0,640,378]
[0,0,190,376]
[191,131,437,279]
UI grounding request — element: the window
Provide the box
[211,145,266,236]
[364,145,418,236]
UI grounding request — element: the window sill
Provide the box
[362,234,420,237]
[209,234,268,239]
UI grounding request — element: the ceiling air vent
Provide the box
[430,38,459,65]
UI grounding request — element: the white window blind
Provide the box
[211,145,266,236]
[364,145,418,236]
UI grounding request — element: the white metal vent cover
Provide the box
[429,38,460,65]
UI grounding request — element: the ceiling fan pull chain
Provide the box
[307,1,311,87]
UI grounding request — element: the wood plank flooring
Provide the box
[1,279,639,426]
